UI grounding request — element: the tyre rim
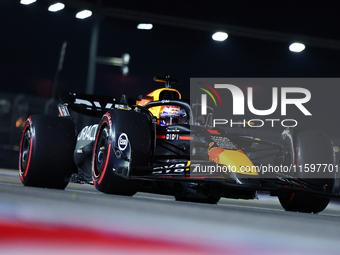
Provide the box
[20,127,32,175]
[94,126,110,177]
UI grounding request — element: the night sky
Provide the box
[1,0,340,136]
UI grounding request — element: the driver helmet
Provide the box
[159,105,187,126]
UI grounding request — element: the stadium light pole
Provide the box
[85,11,129,94]
[52,41,67,98]
[85,14,100,95]
[44,41,67,115]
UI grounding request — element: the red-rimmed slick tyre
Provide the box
[278,129,335,213]
[92,109,153,195]
[19,115,77,189]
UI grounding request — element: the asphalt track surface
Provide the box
[1,168,340,254]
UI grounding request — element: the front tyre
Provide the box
[92,110,153,195]
[19,115,77,189]
[278,129,335,213]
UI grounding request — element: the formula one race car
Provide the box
[19,77,338,213]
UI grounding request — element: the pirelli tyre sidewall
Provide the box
[19,115,77,189]
[92,109,152,195]
[279,129,335,213]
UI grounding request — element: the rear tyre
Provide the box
[278,129,335,213]
[92,109,153,195]
[19,115,77,189]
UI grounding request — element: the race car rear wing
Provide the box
[59,91,134,117]
[59,92,195,125]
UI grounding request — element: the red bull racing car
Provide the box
[19,77,338,213]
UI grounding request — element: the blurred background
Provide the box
[1,0,340,168]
